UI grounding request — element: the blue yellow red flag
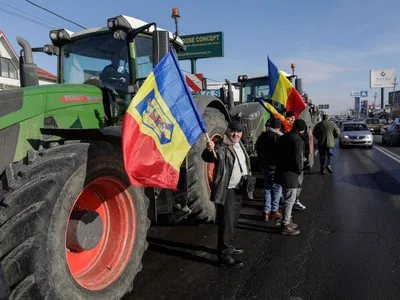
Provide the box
[268,57,307,118]
[122,48,207,190]
[256,98,292,132]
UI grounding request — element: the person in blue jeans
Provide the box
[255,117,283,221]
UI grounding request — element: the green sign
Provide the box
[177,32,224,60]
[318,104,330,109]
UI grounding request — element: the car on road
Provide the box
[382,122,400,146]
[339,121,373,149]
[365,118,382,134]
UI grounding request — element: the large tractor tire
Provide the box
[0,141,150,300]
[186,107,228,222]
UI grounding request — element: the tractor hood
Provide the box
[0,83,106,174]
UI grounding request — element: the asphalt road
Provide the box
[124,135,400,300]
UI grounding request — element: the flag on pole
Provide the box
[256,98,293,132]
[122,47,207,190]
[268,57,307,118]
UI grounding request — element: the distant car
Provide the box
[382,122,400,146]
[365,118,382,134]
[339,121,373,149]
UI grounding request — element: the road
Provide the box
[124,135,400,300]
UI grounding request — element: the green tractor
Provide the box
[0,12,229,300]
[226,73,317,171]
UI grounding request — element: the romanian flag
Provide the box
[122,48,207,190]
[268,57,307,118]
[256,98,292,132]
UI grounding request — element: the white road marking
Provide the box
[373,144,400,164]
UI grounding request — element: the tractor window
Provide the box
[61,34,129,92]
[241,77,270,103]
[135,36,153,79]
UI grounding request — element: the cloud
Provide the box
[279,58,346,83]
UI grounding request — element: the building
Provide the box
[388,90,400,105]
[0,30,57,90]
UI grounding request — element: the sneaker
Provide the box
[264,211,271,222]
[326,165,333,174]
[289,220,298,229]
[320,168,326,174]
[281,224,300,235]
[231,247,244,255]
[293,200,306,211]
[219,255,244,268]
[270,210,282,220]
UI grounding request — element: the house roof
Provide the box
[0,30,57,81]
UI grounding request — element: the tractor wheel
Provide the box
[0,141,150,300]
[186,107,228,222]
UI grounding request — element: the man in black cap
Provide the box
[275,119,307,235]
[202,120,251,268]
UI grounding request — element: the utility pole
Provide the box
[392,77,398,104]
[372,92,378,107]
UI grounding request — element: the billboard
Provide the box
[370,69,396,88]
[177,32,224,60]
[350,91,368,98]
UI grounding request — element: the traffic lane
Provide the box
[374,134,400,157]
[358,135,400,190]
[125,146,400,300]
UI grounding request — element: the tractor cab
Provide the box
[18,14,185,126]
[229,73,299,156]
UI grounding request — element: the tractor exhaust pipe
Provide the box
[225,79,234,110]
[16,36,39,87]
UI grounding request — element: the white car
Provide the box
[339,121,373,149]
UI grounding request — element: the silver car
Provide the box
[339,121,373,149]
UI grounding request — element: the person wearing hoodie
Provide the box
[275,119,307,235]
[255,117,283,222]
[280,110,307,211]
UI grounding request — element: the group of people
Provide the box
[203,110,340,269]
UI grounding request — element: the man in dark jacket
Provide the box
[202,121,251,269]
[255,117,283,221]
[0,264,9,300]
[313,113,340,174]
[275,119,307,235]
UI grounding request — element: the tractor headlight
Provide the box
[107,16,132,32]
[49,29,72,47]
[247,111,260,119]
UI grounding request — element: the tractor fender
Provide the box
[193,94,230,122]
[40,126,123,148]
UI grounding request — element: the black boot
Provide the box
[219,255,244,268]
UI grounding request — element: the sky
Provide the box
[1,0,400,114]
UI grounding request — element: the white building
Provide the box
[0,30,57,90]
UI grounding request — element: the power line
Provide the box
[25,0,86,30]
[0,6,53,29]
[0,1,63,28]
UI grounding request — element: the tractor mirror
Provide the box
[152,30,169,67]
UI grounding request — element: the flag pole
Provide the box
[205,132,218,159]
